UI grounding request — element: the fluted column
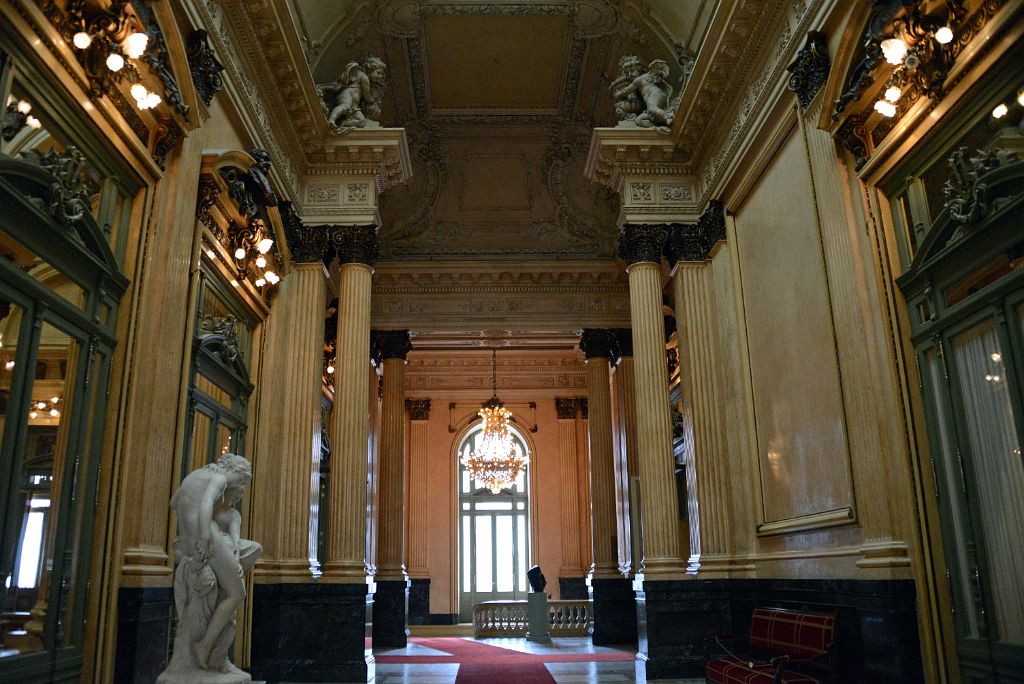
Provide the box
[582,329,637,646]
[323,225,379,580]
[581,330,620,580]
[555,398,586,599]
[404,399,432,625]
[610,328,640,574]
[619,224,686,579]
[372,330,412,647]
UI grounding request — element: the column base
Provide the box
[558,576,588,600]
[408,578,430,625]
[633,578,925,681]
[114,587,173,684]
[251,582,374,683]
[590,577,637,646]
[372,579,410,648]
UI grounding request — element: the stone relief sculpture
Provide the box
[157,454,261,684]
[318,56,388,129]
[611,57,677,131]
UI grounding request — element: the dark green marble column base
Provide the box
[372,578,410,648]
[590,577,638,645]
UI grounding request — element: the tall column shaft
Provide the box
[612,353,639,573]
[556,400,584,577]
[405,401,431,577]
[585,356,620,579]
[626,260,685,578]
[324,262,374,580]
[374,333,411,579]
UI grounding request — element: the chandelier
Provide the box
[461,348,528,494]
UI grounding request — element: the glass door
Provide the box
[457,425,530,622]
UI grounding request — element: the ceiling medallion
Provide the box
[461,348,528,494]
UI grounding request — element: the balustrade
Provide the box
[472,600,593,638]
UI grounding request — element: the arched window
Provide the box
[457,422,530,621]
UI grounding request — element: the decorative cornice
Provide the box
[404,350,585,392]
[406,398,431,421]
[373,330,412,361]
[617,223,668,265]
[944,147,1019,224]
[579,328,617,360]
[186,29,225,108]
[787,31,830,108]
[330,224,379,266]
[555,397,578,420]
[279,201,327,263]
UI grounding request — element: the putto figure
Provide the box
[610,55,644,121]
[611,58,676,130]
[157,453,261,684]
[319,56,387,129]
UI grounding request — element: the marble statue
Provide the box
[527,565,547,593]
[319,56,387,129]
[611,58,676,130]
[610,55,644,121]
[157,453,261,684]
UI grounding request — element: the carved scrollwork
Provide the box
[199,314,241,366]
[943,147,1019,224]
[405,398,431,421]
[330,224,380,266]
[555,397,578,420]
[186,29,225,107]
[786,31,830,108]
[20,147,91,227]
[617,223,668,265]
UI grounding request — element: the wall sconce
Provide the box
[2,96,43,141]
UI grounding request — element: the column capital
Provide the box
[372,330,412,361]
[330,225,379,266]
[617,223,668,266]
[280,201,329,264]
[786,31,830,109]
[580,329,617,360]
[665,200,726,265]
[555,397,578,420]
[577,397,589,420]
[609,328,633,365]
[405,398,430,421]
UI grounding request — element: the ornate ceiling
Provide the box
[283,0,712,261]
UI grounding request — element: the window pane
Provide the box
[16,511,45,588]
[517,515,527,593]
[191,411,213,471]
[495,516,513,592]
[475,501,512,511]
[217,424,232,457]
[462,516,471,592]
[951,320,1024,644]
[475,516,492,591]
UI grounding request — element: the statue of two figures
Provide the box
[318,56,388,130]
[610,52,692,132]
[157,454,262,684]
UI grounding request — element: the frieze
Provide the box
[347,183,370,203]
[307,185,339,203]
[405,351,586,392]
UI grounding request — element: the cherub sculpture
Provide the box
[319,56,387,129]
[611,58,676,130]
[157,453,261,684]
[610,55,644,121]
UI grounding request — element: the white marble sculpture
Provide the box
[157,453,262,684]
[611,58,676,130]
[610,55,644,121]
[319,56,387,129]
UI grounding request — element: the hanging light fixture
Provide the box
[461,347,528,494]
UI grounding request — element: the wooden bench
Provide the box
[705,607,836,684]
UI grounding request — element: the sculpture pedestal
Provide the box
[526,592,551,643]
[157,670,251,684]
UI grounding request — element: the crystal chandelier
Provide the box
[462,348,528,494]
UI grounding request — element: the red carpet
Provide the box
[375,637,635,684]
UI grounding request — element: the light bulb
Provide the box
[884,86,901,102]
[992,352,1002,362]
[49,408,59,417]
[880,38,908,65]
[73,31,92,49]
[993,103,1009,119]
[255,278,266,287]
[206,249,215,259]
[935,26,953,44]
[4,361,13,369]
[124,32,149,58]
[327,365,335,374]
[26,115,41,129]
[257,237,274,254]
[29,411,37,419]
[255,255,267,268]
[106,52,124,72]
[1018,88,1024,107]
[130,83,147,101]
[874,100,897,117]
[36,402,47,410]
[50,396,59,403]
[234,247,246,259]
[264,271,278,283]
[16,100,31,114]
[145,92,161,109]
[230,279,239,288]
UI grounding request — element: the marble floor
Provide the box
[360,637,704,684]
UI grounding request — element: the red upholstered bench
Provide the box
[705,607,836,684]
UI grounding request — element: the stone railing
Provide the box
[472,599,593,638]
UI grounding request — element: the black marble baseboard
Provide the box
[408,578,430,625]
[426,612,460,625]
[372,579,409,648]
[251,582,374,683]
[591,577,638,646]
[114,586,173,684]
[634,578,924,683]
[559,576,588,600]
